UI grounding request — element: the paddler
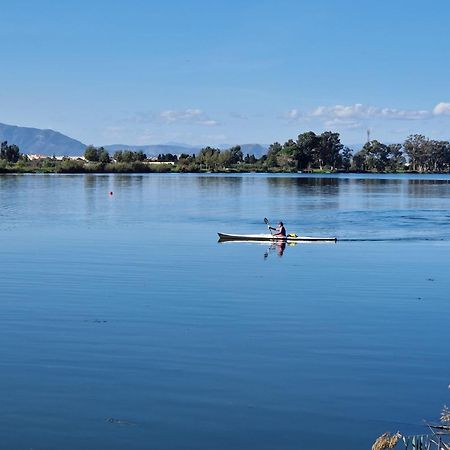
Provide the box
[269,221,286,237]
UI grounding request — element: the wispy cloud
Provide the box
[324,118,363,129]
[159,108,219,126]
[284,102,450,126]
[229,112,249,120]
[196,119,220,126]
[310,103,430,120]
[285,109,302,120]
[159,108,202,122]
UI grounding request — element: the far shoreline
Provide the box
[2,131,450,175]
[2,168,450,176]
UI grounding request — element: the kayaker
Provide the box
[269,221,286,237]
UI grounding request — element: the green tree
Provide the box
[295,131,319,170]
[279,139,298,170]
[228,146,243,164]
[244,154,257,164]
[351,141,405,172]
[135,150,147,161]
[0,141,21,163]
[352,149,367,171]
[84,145,99,161]
[403,135,428,172]
[122,151,135,163]
[387,144,406,172]
[158,153,177,162]
[426,140,450,172]
[265,142,282,168]
[98,147,110,163]
[363,140,391,172]
[340,147,353,171]
[197,147,221,170]
[317,131,343,170]
[113,150,124,162]
[84,145,110,163]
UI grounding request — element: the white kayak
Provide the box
[218,233,337,243]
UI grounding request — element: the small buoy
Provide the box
[109,191,113,196]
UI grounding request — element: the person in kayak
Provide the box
[269,221,286,237]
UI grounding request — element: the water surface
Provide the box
[1,173,449,449]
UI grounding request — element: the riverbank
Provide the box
[3,131,450,175]
[1,159,449,175]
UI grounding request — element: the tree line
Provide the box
[2,133,450,173]
[260,132,450,173]
[172,132,450,173]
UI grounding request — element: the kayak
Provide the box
[218,233,337,243]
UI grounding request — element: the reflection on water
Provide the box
[264,241,287,258]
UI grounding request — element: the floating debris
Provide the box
[106,417,135,426]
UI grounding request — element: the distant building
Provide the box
[26,154,86,161]
[27,154,48,160]
[144,161,175,165]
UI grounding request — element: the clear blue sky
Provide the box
[1,0,450,146]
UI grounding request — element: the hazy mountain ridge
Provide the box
[0,122,269,157]
[0,122,85,155]
[103,144,202,155]
[104,143,268,157]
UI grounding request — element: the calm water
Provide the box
[1,173,449,450]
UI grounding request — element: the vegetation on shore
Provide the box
[371,389,449,449]
[1,132,450,174]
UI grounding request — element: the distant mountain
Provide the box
[237,143,268,158]
[0,121,269,157]
[105,143,269,157]
[0,122,85,155]
[103,144,201,156]
[214,143,268,157]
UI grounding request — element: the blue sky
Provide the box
[1,0,450,146]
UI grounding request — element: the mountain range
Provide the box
[0,123,85,155]
[0,122,268,157]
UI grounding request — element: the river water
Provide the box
[1,173,449,449]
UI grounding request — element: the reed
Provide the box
[441,405,450,424]
[372,432,401,450]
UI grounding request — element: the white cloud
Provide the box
[159,108,219,125]
[380,107,429,120]
[160,108,202,122]
[310,103,430,120]
[433,102,450,116]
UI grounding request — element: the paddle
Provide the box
[264,217,273,235]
